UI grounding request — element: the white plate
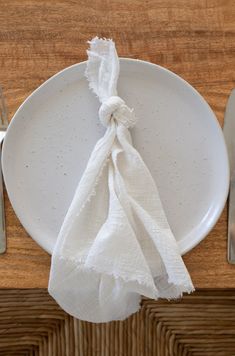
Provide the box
[2,59,229,255]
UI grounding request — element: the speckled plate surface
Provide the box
[2,59,229,255]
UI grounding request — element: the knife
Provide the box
[0,86,8,254]
[223,89,235,263]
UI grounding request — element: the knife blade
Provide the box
[223,89,235,263]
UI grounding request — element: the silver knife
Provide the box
[0,86,8,254]
[224,89,235,263]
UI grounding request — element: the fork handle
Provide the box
[0,143,6,253]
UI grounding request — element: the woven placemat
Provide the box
[0,289,235,355]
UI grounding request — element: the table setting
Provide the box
[1,1,235,354]
[0,36,231,323]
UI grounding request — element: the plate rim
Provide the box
[2,58,230,255]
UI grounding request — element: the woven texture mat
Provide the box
[0,289,235,355]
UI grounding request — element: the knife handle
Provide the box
[228,176,235,263]
[0,143,6,254]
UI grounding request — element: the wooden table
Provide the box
[0,0,234,289]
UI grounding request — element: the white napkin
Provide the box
[48,37,194,323]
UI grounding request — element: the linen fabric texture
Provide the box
[48,37,194,323]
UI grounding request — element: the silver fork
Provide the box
[0,86,8,253]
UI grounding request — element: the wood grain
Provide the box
[0,0,234,288]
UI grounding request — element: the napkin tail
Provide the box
[49,255,141,323]
[85,37,119,102]
[115,124,194,296]
[129,198,194,296]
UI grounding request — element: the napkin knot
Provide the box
[99,96,137,128]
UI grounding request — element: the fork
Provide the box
[0,86,8,253]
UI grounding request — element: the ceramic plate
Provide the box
[2,59,229,255]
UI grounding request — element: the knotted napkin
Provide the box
[48,37,194,323]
